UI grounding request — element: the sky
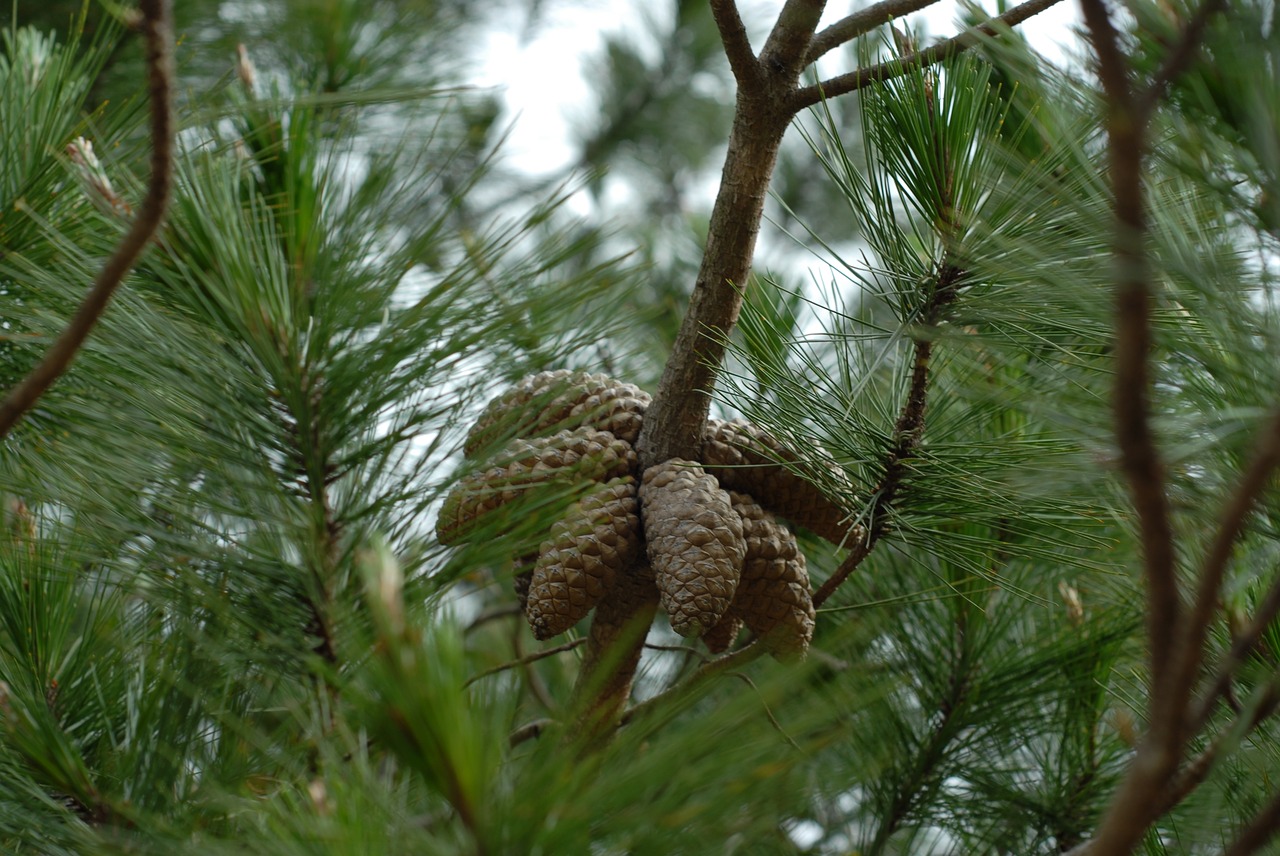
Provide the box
[474,0,1089,180]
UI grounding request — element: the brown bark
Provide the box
[635,99,790,470]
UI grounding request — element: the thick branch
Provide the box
[760,0,827,77]
[804,0,945,66]
[710,0,761,89]
[791,0,1066,109]
[0,0,174,440]
[636,106,791,467]
[1082,0,1182,714]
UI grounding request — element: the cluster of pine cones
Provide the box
[437,371,854,658]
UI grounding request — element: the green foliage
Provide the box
[4,2,1280,854]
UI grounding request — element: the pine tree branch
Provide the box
[804,0,945,66]
[760,0,827,77]
[710,0,761,89]
[790,0,1065,110]
[1179,408,1280,719]
[1071,0,1237,850]
[0,0,174,440]
[1136,0,1229,118]
[1191,558,1280,733]
[1082,0,1182,721]
[1224,787,1280,856]
[1157,682,1280,824]
[1080,0,1134,110]
[464,638,586,688]
[620,637,766,727]
[812,537,874,608]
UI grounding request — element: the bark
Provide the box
[635,94,791,470]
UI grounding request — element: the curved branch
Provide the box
[0,0,174,440]
[804,0,945,66]
[790,0,1066,110]
[463,637,586,688]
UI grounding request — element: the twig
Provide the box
[1191,559,1280,732]
[729,672,804,752]
[0,0,174,440]
[465,603,521,633]
[1179,407,1280,719]
[464,637,586,688]
[1157,682,1280,824]
[790,0,1066,109]
[508,718,555,748]
[645,642,712,661]
[710,0,761,88]
[804,0,945,66]
[620,639,767,727]
[1224,787,1280,856]
[812,536,873,608]
[1137,0,1229,118]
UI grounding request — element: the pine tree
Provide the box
[3,1,1280,854]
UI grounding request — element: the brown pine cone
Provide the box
[464,371,650,457]
[525,477,642,640]
[729,492,815,658]
[639,460,746,637]
[702,612,743,654]
[703,419,852,544]
[512,558,534,611]
[437,428,637,545]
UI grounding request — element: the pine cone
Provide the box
[512,559,534,611]
[639,460,746,637]
[437,428,637,545]
[525,477,642,640]
[729,492,815,658]
[702,612,743,654]
[464,371,650,457]
[703,419,852,544]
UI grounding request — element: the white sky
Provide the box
[475,0,1088,179]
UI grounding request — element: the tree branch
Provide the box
[1225,786,1280,856]
[804,0,945,66]
[0,0,174,440]
[1179,408,1280,717]
[1136,0,1229,118]
[710,0,761,89]
[1191,558,1280,733]
[620,637,766,727]
[1081,0,1182,714]
[790,0,1066,110]
[760,0,827,77]
[812,537,873,609]
[464,638,586,688]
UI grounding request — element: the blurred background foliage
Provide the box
[2,0,1280,853]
